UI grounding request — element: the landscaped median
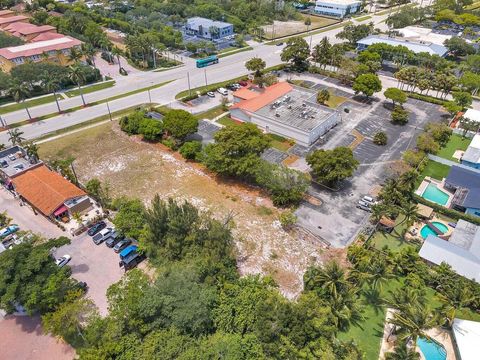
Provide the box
[2,80,174,130]
[0,94,63,115]
[217,46,253,58]
[65,80,115,98]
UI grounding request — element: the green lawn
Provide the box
[0,94,63,115]
[355,15,372,21]
[65,81,115,98]
[195,106,226,120]
[267,133,294,151]
[216,115,239,127]
[218,46,253,58]
[436,134,471,162]
[326,92,347,108]
[419,160,451,181]
[371,216,415,252]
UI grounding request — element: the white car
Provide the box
[93,227,113,245]
[55,255,71,268]
[362,196,376,205]
[217,87,228,96]
[206,91,215,98]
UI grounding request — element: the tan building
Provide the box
[0,36,83,72]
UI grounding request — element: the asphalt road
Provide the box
[0,11,396,143]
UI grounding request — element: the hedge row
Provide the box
[406,92,448,106]
[413,194,480,225]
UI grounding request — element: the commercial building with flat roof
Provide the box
[357,35,449,56]
[185,17,234,40]
[230,82,340,146]
[314,0,362,18]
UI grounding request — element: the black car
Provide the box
[119,251,146,271]
[87,221,106,236]
[114,238,132,253]
[105,231,124,248]
[76,281,88,292]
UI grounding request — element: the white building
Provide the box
[230,82,340,147]
[314,0,362,18]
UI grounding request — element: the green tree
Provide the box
[8,81,32,121]
[384,87,407,107]
[312,37,332,69]
[245,57,266,80]
[67,46,83,63]
[203,123,271,178]
[385,341,420,360]
[41,75,62,113]
[452,91,473,110]
[389,303,439,344]
[139,118,164,141]
[391,105,409,125]
[416,133,440,154]
[373,131,388,145]
[8,128,25,146]
[280,37,310,71]
[306,147,359,186]
[68,64,87,106]
[336,23,374,45]
[163,109,198,143]
[443,101,462,117]
[179,141,202,160]
[353,73,382,98]
[112,197,146,238]
[24,141,39,162]
[316,89,330,105]
[444,37,476,57]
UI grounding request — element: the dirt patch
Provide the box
[38,122,344,298]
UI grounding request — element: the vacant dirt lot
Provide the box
[262,15,338,39]
[38,122,342,298]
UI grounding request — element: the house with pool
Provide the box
[419,219,480,283]
[460,134,480,170]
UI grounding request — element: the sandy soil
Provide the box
[39,122,345,298]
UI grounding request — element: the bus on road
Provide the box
[196,55,219,68]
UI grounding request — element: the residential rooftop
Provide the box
[357,34,449,56]
[448,219,480,259]
[0,10,14,17]
[464,109,480,124]
[446,165,480,209]
[0,146,42,178]
[0,36,82,59]
[0,15,28,25]
[462,134,480,164]
[3,22,56,36]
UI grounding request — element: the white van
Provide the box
[217,87,228,96]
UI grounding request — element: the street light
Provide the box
[106,99,112,121]
[204,69,208,86]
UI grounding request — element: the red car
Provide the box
[238,80,248,87]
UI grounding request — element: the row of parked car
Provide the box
[356,195,377,212]
[206,82,246,98]
[88,221,145,270]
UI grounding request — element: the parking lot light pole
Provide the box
[204,69,208,86]
[148,88,152,104]
[187,72,192,97]
[106,99,112,121]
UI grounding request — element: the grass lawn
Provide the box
[267,133,294,151]
[195,106,226,120]
[216,115,239,127]
[65,81,115,98]
[218,46,253,58]
[326,92,347,108]
[436,134,471,162]
[355,15,372,21]
[370,216,415,252]
[0,94,63,115]
[419,160,451,181]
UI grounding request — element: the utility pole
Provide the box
[106,99,112,121]
[309,34,313,50]
[0,116,12,142]
[204,69,208,86]
[187,72,192,97]
[152,48,157,69]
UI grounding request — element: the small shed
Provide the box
[416,203,434,219]
[379,216,395,233]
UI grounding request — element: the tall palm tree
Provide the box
[67,46,83,64]
[41,74,62,113]
[304,261,350,300]
[68,64,87,106]
[81,43,97,68]
[7,81,32,121]
[385,341,420,360]
[368,259,393,290]
[111,46,122,72]
[25,141,39,162]
[389,303,439,345]
[8,128,25,146]
[437,286,475,327]
[396,202,418,229]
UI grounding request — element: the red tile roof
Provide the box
[30,32,65,42]
[0,15,28,25]
[12,164,86,216]
[231,82,293,113]
[0,36,82,59]
[232,87,259,100]
[0,10,14,17]
[4,22,56,36]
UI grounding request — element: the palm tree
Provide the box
[41,74,62,113]
[437,286,475,327]
[385,341,420,360]
[396,202,418,229]
[111,47,122,72]
[7,81,32,121]
[67,46,83,64]
[304,261,350,300]
[367,259,393,290]
[25,141,39,162]
[389,303,439,345]
[72,212,83,226]
[68,65,87,106]
[82,43,97,68]
[8,128,25,146]
[329,286,364,331]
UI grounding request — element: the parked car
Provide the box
[105,230,123,248]
[119,251,146,271]
[226,84,236,91]
[92,228,113,245]
[55,255,71,268]
[87,221,106,236]
[238,80,248,87]
[114,238,133,253]
[358,200,371,208]
[206,91,215,98]
[0,224,19,239]
[119,245,138,260]
[356,204,372,212]
[217,87,228,96]
[276,42,284,46]
[362,196,376,205]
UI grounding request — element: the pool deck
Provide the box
[407,218,453,242]
[421,327,457,360]
[415,177,454,208]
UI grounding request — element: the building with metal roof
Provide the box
[445,165,480,218]
[185,17,234,40]
[314,0,361,18]
[230,82,340,146]
[419,220,480,283]
[357,35,449,57]
[452,318,480,360]
[461,134,480,170]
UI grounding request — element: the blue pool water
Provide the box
[421,183,449,206]
[420,222,449,239]
[417,337,447,360]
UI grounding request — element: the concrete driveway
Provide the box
[54,229,124,315]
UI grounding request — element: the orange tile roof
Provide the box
[4,22,55,36]
[0,10,14,17]
[0,36,82,59]
[12,164,85,216]
[30,32,65,42]
[0,15,28,25]
[231,82,293,113]
[232,87,259,100]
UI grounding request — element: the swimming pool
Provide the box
[417,337,447,360]
[421,222,449,239]
[421,183,449,206]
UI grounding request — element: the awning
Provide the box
[53,205,68,216]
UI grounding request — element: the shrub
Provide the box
[161,138,176,150]
[416,133,440,154]
[279,210,297,230]
[119,111,145,135]
[406,92,448,106]
[391,105,409,124]
[373,131,387,145]
[139,118,163,141]
[179,141,202,160]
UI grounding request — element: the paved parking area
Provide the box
[190,120,221,145]
[261,147,289,164]
[53,229,124,315]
